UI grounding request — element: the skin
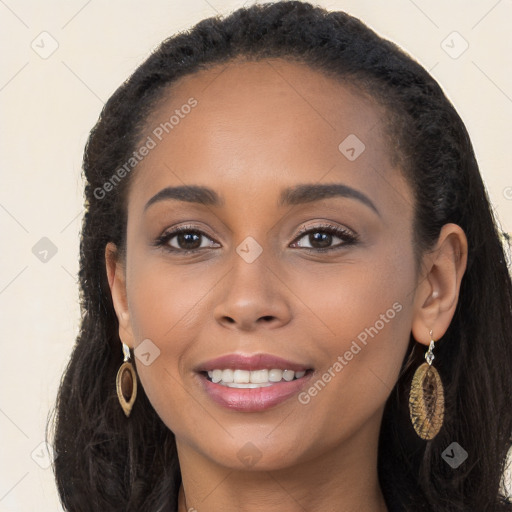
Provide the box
[105,59,468,512]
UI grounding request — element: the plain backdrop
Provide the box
[1,1,511,510]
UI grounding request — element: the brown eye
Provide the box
[173,231,203,250]
[291,224,358,252]
[154,226,220,254]
[304,231,334,249]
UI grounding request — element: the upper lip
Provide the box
[196,353,312,372]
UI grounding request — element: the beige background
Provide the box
[0,1,511,510]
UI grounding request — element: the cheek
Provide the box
[291,246,415,418]
[291,241,414,340]
[126,256,227,431]
[127,254,224,342]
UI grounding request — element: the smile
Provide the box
[206,368,307,388]
[196,353,314,411]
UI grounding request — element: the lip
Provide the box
[196,353,311,372]
[195,353,313,412]
[198,372,313,411]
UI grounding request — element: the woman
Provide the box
[50,2,512,510]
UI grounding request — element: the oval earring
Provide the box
[408,330,445,440]
[116,343,137,417]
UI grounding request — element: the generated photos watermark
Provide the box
[93,97,198,200]
[298,301,403,405]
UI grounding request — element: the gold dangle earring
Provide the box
[116,343,137,417]
[408,330,445,440]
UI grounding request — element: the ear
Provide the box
[105,242,135,349]
[411,223,468,345]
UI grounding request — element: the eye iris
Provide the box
[177,232,201,250]
[310,231,332,248]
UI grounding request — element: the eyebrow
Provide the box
[143,183,379,216]
[278,183,380,216]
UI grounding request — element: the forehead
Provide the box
[127,58,405,214]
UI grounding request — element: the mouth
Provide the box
[195,353,314,411]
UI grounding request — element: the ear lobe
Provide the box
[411,223,468,345]
[105,242,135,349]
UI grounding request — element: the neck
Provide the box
[176,411,388,512]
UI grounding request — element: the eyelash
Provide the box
[153,223,359,255]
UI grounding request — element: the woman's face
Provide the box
[111,59,420,471]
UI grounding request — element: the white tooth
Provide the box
[282,370,295,382]
[268,369,283,382]
[295,370,306,379]
[212,369,223,383]
[208,370,213,378]
[222,369,234,383]
[225,382,273,388]
[233,369,250,383]
[250,369,269,383]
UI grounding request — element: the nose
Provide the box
[213,254,292,332]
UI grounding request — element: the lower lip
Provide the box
[198,373,312,412]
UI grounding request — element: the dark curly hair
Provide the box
[49,2,512,510]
